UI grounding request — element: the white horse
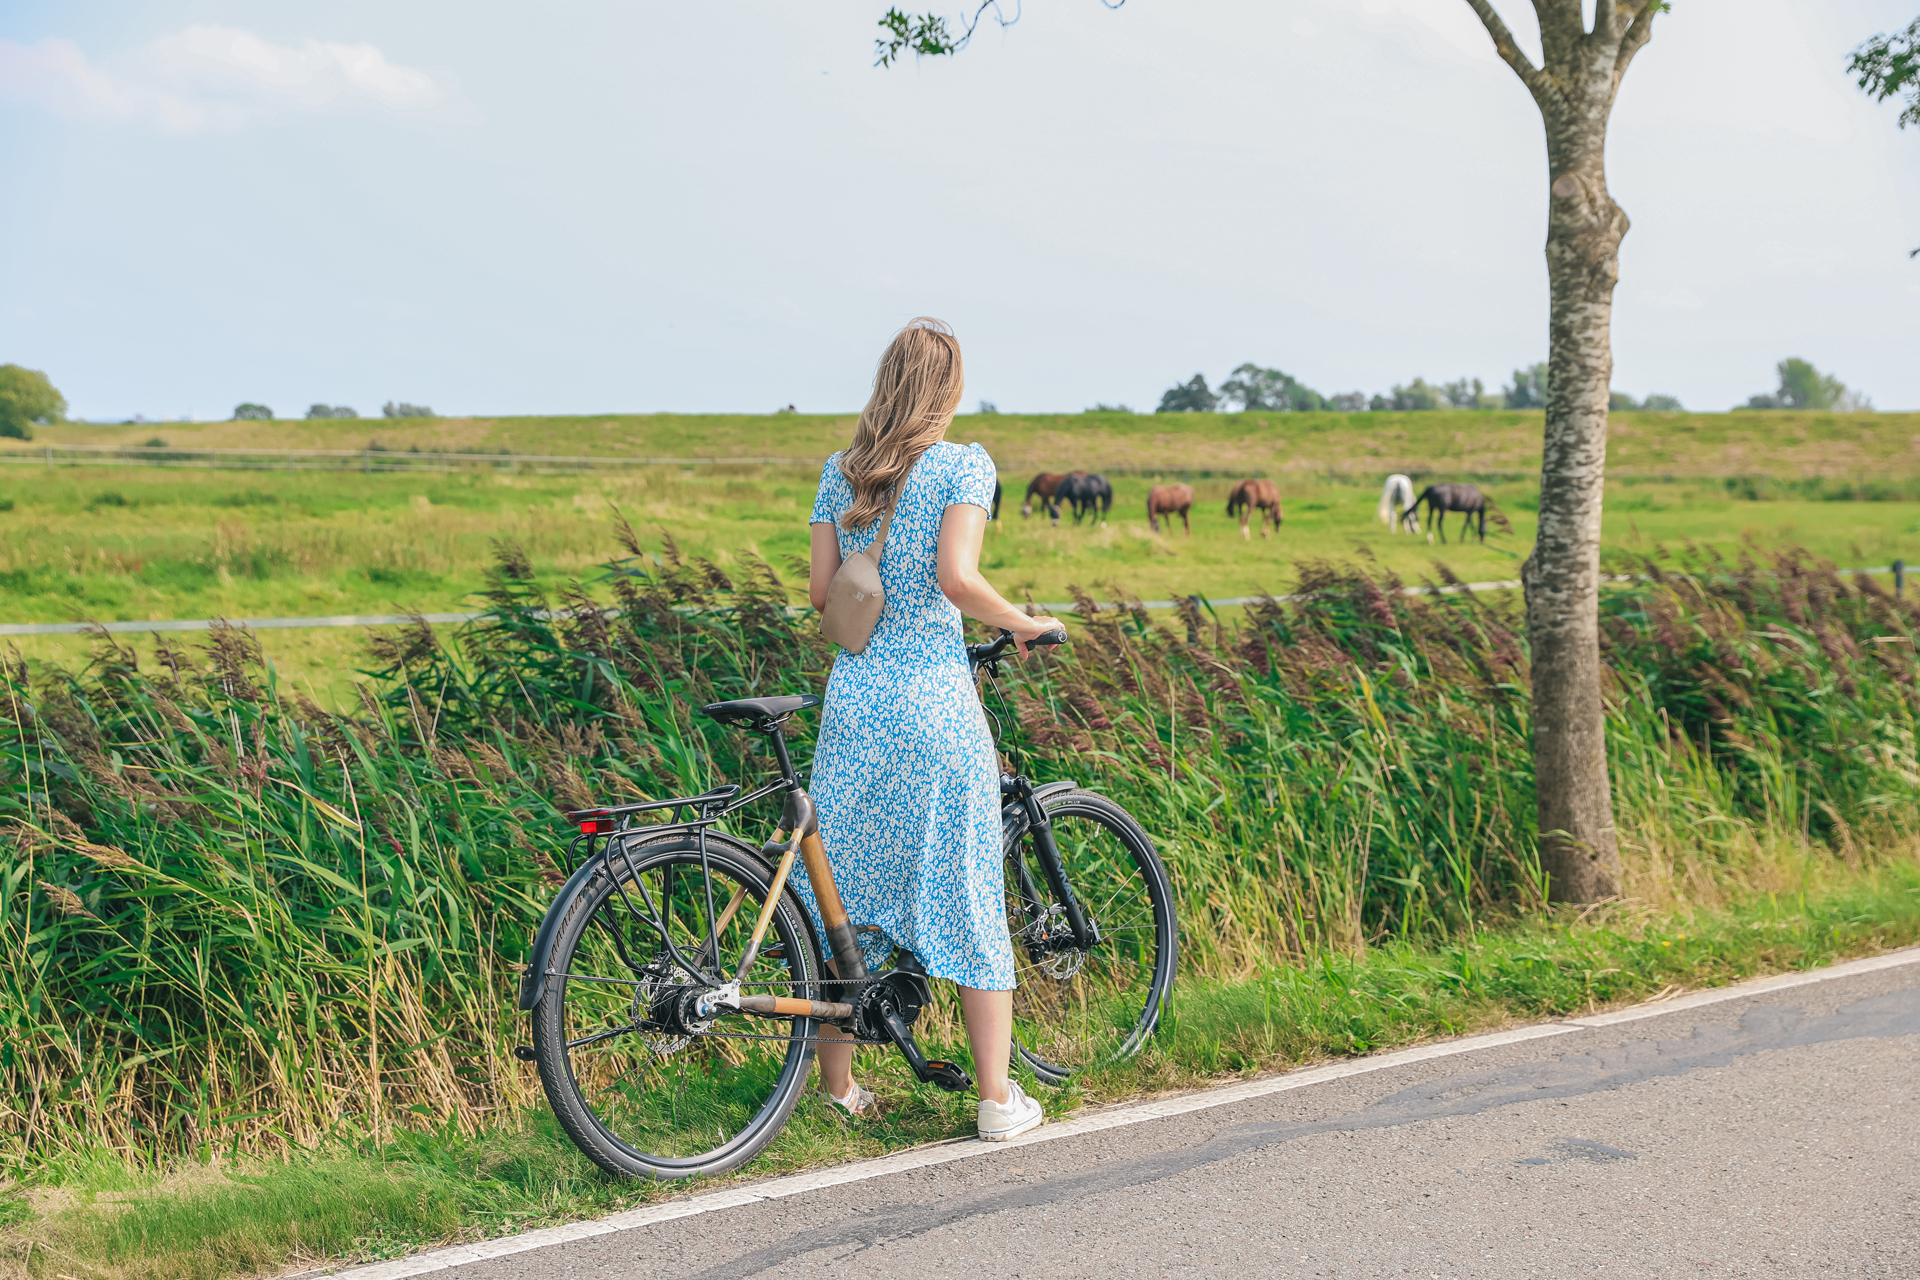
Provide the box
[1378,474,1419,534]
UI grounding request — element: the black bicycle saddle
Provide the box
[700,694,822,726]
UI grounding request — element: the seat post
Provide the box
[765,723,799,788]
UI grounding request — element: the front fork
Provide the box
[1005,774,1100,951]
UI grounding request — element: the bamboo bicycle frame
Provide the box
[728,784,868,1022]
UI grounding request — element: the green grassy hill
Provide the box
[35,408,1920,479]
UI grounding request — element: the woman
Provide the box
[802,317,1064,1141]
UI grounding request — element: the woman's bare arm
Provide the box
[936,505,1063,656]
[808,523,842,613]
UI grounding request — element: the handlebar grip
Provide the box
[1030,627,1068,647]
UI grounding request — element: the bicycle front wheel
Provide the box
[528,833,824,1180]
[1004,789,1177,1083]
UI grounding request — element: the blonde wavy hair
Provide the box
[837,317,965,531]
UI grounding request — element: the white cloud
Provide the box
[0,25,443,133]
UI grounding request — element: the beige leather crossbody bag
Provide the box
[819,486,900,655]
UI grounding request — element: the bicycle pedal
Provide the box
[922,1059,973,1093]
[512,1045,537,1063]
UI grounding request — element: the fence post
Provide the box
[1895,559,1906,600]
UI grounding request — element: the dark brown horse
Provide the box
[1058,472,1113,525]
[1147,483,1194,535]
[1412,483,1493,544]
[1021,471,1082,523]
[1226,478,1283,540]
[991,479,1002,522]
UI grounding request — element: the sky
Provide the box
[2,0,1916,421]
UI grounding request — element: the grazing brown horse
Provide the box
[1146,483,1194,535]
[1226,478,1283,540]
[1021,471,1081,523]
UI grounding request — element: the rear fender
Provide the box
[518,851,604,1012]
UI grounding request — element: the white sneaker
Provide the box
[977,1082,1044,1141]
[822,1081,877,1118]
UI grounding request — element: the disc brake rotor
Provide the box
[1039,948,1090,980]
[1019,903,1091,979]
[633,969,691,1055]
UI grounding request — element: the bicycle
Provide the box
[516,627,1178,1179]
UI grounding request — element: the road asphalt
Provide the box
[345,952,1920,1279]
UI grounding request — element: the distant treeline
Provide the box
[1139,355,1872,418]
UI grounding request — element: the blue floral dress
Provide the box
[797,441,1015,991]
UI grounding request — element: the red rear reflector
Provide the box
[575,812,615,835]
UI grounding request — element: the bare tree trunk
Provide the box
[1468,1,1659,901]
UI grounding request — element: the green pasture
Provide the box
[5,409,1919,706]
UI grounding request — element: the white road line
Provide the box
[324,946,1920,1280]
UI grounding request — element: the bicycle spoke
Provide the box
[590,1053,660,1102]
[550,970,647,988]
[568,1023,642,1050]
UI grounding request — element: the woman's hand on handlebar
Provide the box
[1010,615,1066,659]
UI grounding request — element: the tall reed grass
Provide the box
[4,522,1915,1172]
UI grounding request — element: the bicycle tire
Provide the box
[1003,789,1177,1084]
[528,833,825,1180]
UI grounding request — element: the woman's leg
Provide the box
[821,987,1012,1102]
[816,1025,855,1099]
[960,985,1014,1105]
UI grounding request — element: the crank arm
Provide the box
[881,1006,973,1093]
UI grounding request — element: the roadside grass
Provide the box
[6,851,1916,1280]
[7,540,1913,1162]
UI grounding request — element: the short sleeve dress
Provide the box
[799,441,1015,991]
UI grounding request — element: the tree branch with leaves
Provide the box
[1851,17,1920,129]
[875,3,1017,67]
[875,1,1126,67]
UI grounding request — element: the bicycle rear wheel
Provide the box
[1004,789,1177,1084]
[528,833,824,1180]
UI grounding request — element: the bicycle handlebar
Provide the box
[967,626,1068,669]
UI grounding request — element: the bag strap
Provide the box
[866,482,902,564]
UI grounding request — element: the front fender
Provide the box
[999,780,1078,846]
